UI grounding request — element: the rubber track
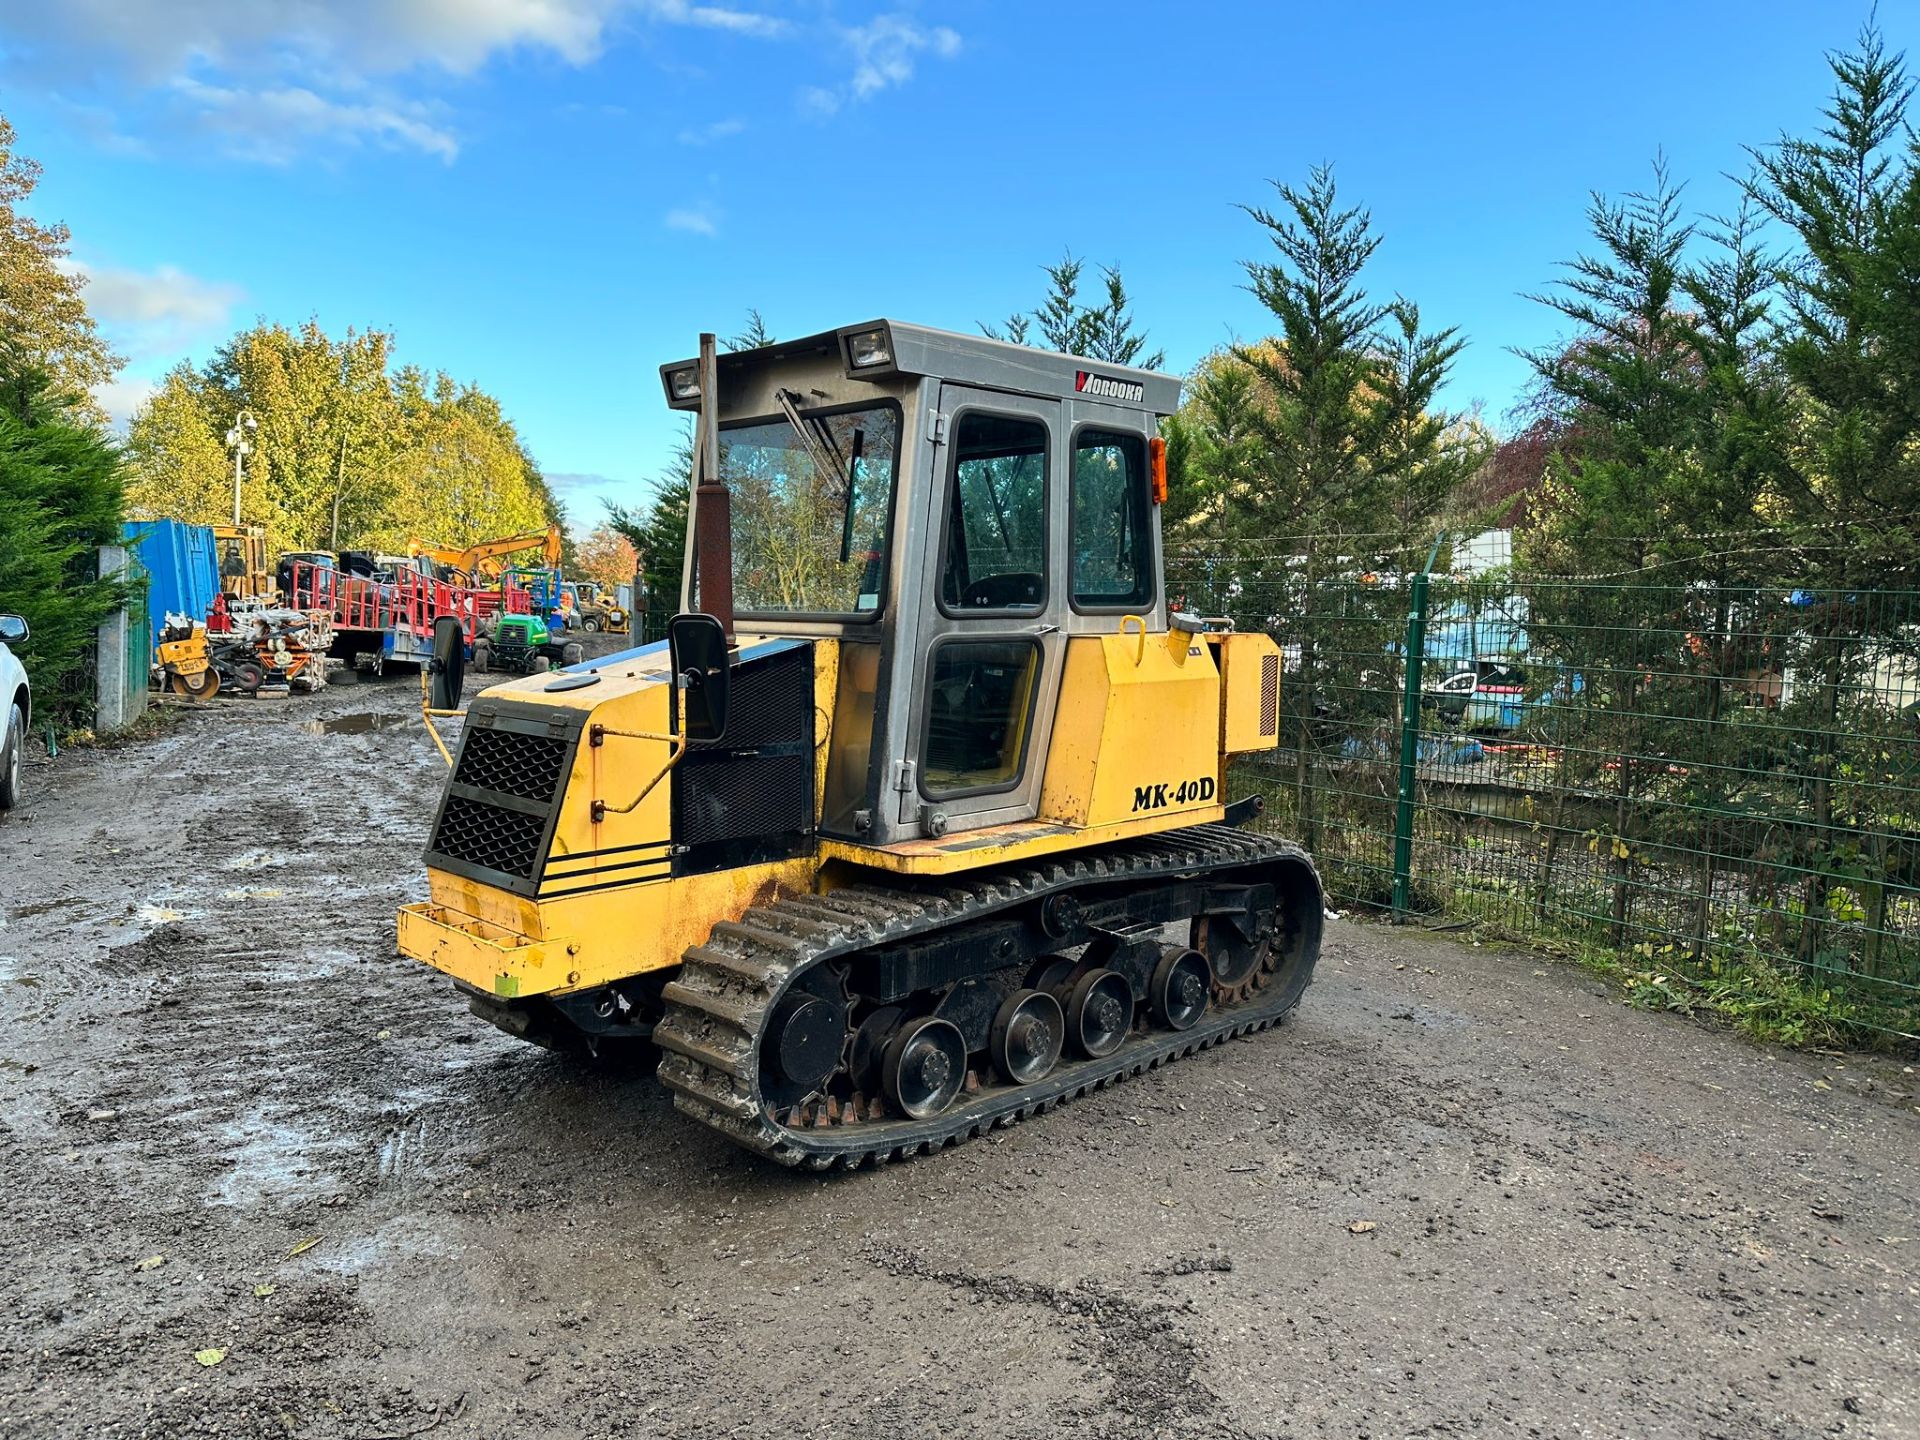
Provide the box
[653,824,1319,1168]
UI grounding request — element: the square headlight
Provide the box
[845,327,892,368]
[667,366,700,400]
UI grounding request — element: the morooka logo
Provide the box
[1075,370,1146,403]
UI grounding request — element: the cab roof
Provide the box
[661,319,1182,418]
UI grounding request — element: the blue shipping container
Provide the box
[123,518,219,643]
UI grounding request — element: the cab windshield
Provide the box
[720,402,899,617]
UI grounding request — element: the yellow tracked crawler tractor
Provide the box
[399,322,1323,1167]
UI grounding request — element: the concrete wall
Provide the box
[94,545,150,734]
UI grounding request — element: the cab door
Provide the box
[896,384,1067,835]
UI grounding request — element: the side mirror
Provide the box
[429,615,466,711]
[668,612,730,744]
[0,614,27,644]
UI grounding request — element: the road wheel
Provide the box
[583,617,599,632]
[561,642,584,666]
[168,668,220,700]
[472,641,491,673]
[0,701,20,811]
[531,656,550,674]
[231,660,265,695]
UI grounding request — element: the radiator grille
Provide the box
[454,726,569,801]
[673,642,814,874]
[1259,653,1280,737]
[425,704,582,893]
[431,794,547,879]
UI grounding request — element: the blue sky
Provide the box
[1,1,1911,527]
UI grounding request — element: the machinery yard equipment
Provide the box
[399,322,1322,1168]
[562,582,629,633]
[412,525,563,586]
[473,612,584,675]
[154,616,220,699]
[210,606,330,694]
[287,559,506,676]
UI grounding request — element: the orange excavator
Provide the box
[409,524,562,586]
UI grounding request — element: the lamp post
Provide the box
[225,409,258,526]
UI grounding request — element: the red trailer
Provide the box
[288,562,529,674]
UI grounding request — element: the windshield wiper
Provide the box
[776,388,867,564]
[775,388,847,489]
[839,426,865,564]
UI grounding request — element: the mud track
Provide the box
[2,654,1916,1438]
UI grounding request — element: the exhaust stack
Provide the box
[689,331,735,644]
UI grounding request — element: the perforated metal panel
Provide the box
[673,642,814,874]
[455,726,569,802]
[432,795,547,879]
[1260,653,1280,738]
[424,701,584,894]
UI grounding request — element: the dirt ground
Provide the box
[3,650,1918,1440]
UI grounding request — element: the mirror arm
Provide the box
[588,731,689,820]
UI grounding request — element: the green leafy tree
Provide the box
[125,320,561,554]
[0,115,121,421]
[606,426,692,636]
[0,353,130,725]
[984,252,1165,368]
[1744,23,1920,966]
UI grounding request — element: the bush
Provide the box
[0,361,131,726]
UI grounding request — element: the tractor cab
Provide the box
[659,321,1186,850]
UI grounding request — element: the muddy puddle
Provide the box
[303,712,412,735]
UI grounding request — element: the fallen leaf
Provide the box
[253,1283,276,1298]
[283,1236,322,1260]
[194,1348,226,1367]
[375,1029,392,1041]
[134,1254,165,1271]
[1347,1220,1377,1235]
[1812,1080,1832,1092]
[86,1108,118,1122]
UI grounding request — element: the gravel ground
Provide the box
[3,656,1917,1440]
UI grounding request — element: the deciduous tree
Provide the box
[0,115,120,419]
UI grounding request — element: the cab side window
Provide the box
[940,413,1047,612]
[1070,429,1152,609]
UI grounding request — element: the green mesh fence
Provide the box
[1170,542,1920,1044]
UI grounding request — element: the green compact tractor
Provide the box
[473,613,584,675]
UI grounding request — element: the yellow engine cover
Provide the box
[1039,628,1222,829]
[1212,631,1284,755]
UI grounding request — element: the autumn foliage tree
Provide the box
[573,522,638,593]
[125,319,562,553]
[0,115,121,419]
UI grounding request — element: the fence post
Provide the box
[1392,542,1440,921]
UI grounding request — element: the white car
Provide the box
[0,613,28,811]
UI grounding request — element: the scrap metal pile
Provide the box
[154,601,336,701]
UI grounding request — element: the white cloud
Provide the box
[6,0,787,162]
[677,116,747,145]
[638,0,788,39]
[803,14,961,116]
[171,77,460,163]
[848,14,960,99]
[60,259,244,364]
[4,0,783,80]
[800,86,841,118]
[94,375,160,431]
[664,205,719,237]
